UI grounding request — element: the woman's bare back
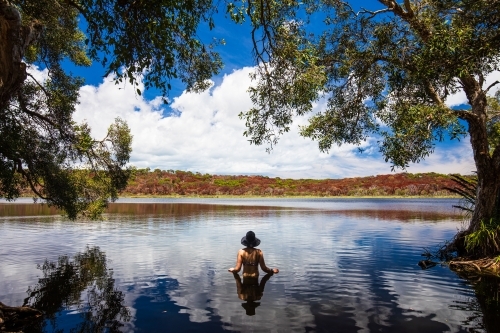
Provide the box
[240,248,261,277]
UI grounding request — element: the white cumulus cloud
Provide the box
[70,67,475,178]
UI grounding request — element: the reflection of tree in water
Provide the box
[21,246,130,333]
[450,273,500,332]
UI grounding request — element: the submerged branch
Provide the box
[449,258,500,277]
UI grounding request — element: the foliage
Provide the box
[74,0,223,96]
[70,169,463,197]
[232,0,500,244]
[486,91,500,156]
[1,0,224,218]
[236,0,500,165]
[465,218,500,257]
[213,178,247,187]
[444,174,477,216]
[18,0,223,97]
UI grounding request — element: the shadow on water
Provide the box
[5,247,129,333]
[450,273,500,332]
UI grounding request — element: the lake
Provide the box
[0,198,498,332]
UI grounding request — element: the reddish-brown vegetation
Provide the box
[119,169,468,197]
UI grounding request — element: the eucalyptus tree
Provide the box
[0,0,223,218]
[236,0,500,239]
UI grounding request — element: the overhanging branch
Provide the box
[14,159,48,200]
[423,81,445,106]
[485,80,500,93]
[356,7,391,19]
[17,91,57,127]
[26,72,50,96]
[453,109,478,122]
[378,0,432,42]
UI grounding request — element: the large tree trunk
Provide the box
[0,0,40,110]
[471,166,500,231]
[462,77,500,233]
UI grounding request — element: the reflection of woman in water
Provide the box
[227,231,279,277]
[228,231,279,315]
[232,272,273,315]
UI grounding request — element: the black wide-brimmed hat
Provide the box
[241,231,261,248]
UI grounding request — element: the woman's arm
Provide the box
[259,250,279,274]
[259,273,273,292]
[228,250,243,273]
[232,272,243,296]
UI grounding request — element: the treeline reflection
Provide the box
[1,202,460,222]
[451,273,500,332]
[17,247,129,333]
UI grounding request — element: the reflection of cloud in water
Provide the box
[381,271,474,330]
[108,213,462,331]
[0,200,480,332]
[155,212,461,331]
[124,276,231,332]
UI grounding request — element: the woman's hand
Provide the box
[272,268,279,274]
[228,267,236,272]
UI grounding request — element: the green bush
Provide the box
[465,218,500,257]
[213,179,246,187]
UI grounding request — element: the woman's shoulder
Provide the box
[251,248,263,255]
[240,247,262,253]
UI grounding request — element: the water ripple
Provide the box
[0,200,491,333]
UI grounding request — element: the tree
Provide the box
[0,0,223,218]
[236,0,500,246]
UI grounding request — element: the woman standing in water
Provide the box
[228,231,279,276]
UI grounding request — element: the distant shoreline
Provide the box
[116,194,460,199]
[3,194,460,203]
[11,171,470,200]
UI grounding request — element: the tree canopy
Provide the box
[0,0,224,218]
[236,0,500,236]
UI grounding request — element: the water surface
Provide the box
[1,198,497,332]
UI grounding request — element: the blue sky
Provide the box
[36,1,491,179]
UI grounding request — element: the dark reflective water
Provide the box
[1,198,498,332]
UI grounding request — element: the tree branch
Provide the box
[356,7,391,19]
[423,81,445,106]
[378,0,432,42]
[14,159,48,200]
[0,301,42,316]
[492,143,500,168]
[478,72,484,87]
[26,72,50,96]
[61,0,89,19]
[453,109,478,122]
[485,80,500,93]
[17,92,57,127]
[403,0,414,17]
[61,0,101,45]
